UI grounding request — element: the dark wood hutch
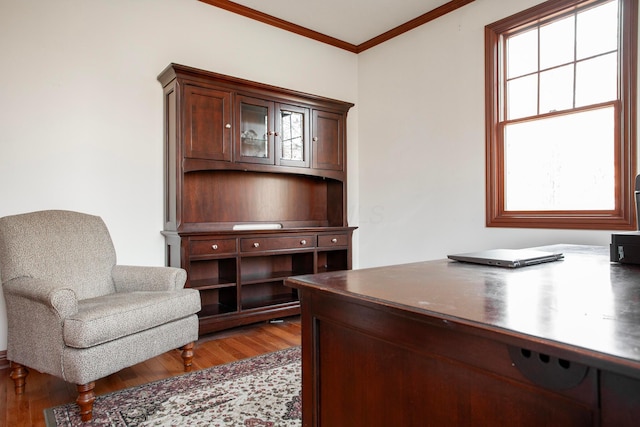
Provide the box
[158,63,355,335]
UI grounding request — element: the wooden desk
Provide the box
[285,245,640,426]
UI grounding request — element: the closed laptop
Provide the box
[447,249,564,268]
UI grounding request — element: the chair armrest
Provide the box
[2,277,78,319]
[111,265,187,292]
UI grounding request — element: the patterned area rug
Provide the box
[44,346,301,427]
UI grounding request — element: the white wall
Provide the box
[0,0,358,351]
[357,0,635,268]
[0,0,636,352]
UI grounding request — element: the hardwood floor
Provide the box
[0,316,301,427]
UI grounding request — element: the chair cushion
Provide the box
[63,289,200,349]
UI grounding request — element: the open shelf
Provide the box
[240,252,313,283]
[317,249,349,273]
[182,171,344,227]
[242,294,298,311]
[188,258,237,289]
[189,278,237,290]
[241,282,299,310]
[199,287,238,316]
[200,302,238,317]
[241,270,299,285]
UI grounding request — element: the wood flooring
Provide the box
[0,316,301,427]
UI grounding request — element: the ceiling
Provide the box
[199,0,475,53]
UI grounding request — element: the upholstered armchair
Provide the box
[0,210,201,421]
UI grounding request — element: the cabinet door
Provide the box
[236,95,275,165]
[312,109,344,171]
[183,84,232,161]
[276,104,310,168]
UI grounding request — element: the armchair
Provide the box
[0,210,201,421]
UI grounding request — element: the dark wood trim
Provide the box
[198,0,475,53]
[0,350,8,370]
[486,0,603,33]
[198,0,358,52]
[356,0,476,53]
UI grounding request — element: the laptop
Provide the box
[447,248,564,268]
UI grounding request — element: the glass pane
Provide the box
[575,52,617,107]
[504,106,615,211]
[540,16,575,69]
[240,103,269,158]
[577,0,618,60]
[507,74,538,120]
[280,110,304,161]
[539,64,574,113]
[507,28,538,78]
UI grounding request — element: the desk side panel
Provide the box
[301,290,601,426]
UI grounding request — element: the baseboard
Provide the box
[0,350,8,370]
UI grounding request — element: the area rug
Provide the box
[44,346,301,427]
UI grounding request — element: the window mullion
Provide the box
[572,12,578,108]
[537,27,541,115]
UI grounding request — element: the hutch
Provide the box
[158,63,355,334]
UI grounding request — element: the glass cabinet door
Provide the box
[277,104,310,167]
[237,96,274,164]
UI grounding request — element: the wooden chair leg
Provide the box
[76,382,96,422]
[181,342,195,372]
[9,362,29,395]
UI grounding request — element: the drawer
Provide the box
[190,238,237,256]
[318,233,349,247]
[241,235,316,252]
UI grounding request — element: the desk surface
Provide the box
[288,244,640,376]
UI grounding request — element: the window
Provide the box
[485,0,637,229]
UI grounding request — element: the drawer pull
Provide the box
[211,244,219,250]
[331,238,338,243]
[253,242,260,248]
[300,240,307,245]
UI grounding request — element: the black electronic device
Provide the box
[610,232,640,263]
[610,174,640,264]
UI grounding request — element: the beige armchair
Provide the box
[0,210,201,421]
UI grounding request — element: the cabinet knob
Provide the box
[300,240,307,245]
[253,242,260,248]
[312,137,318,142]
[211,244,219,250]
[331,238,338,243]
[225,123,231,129]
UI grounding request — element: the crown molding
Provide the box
[198,0,475,53]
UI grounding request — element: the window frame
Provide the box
[485,0,637,230]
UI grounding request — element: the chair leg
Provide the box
[9,362,29,395]
[76,382,95,422]
[181,342,195,372]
